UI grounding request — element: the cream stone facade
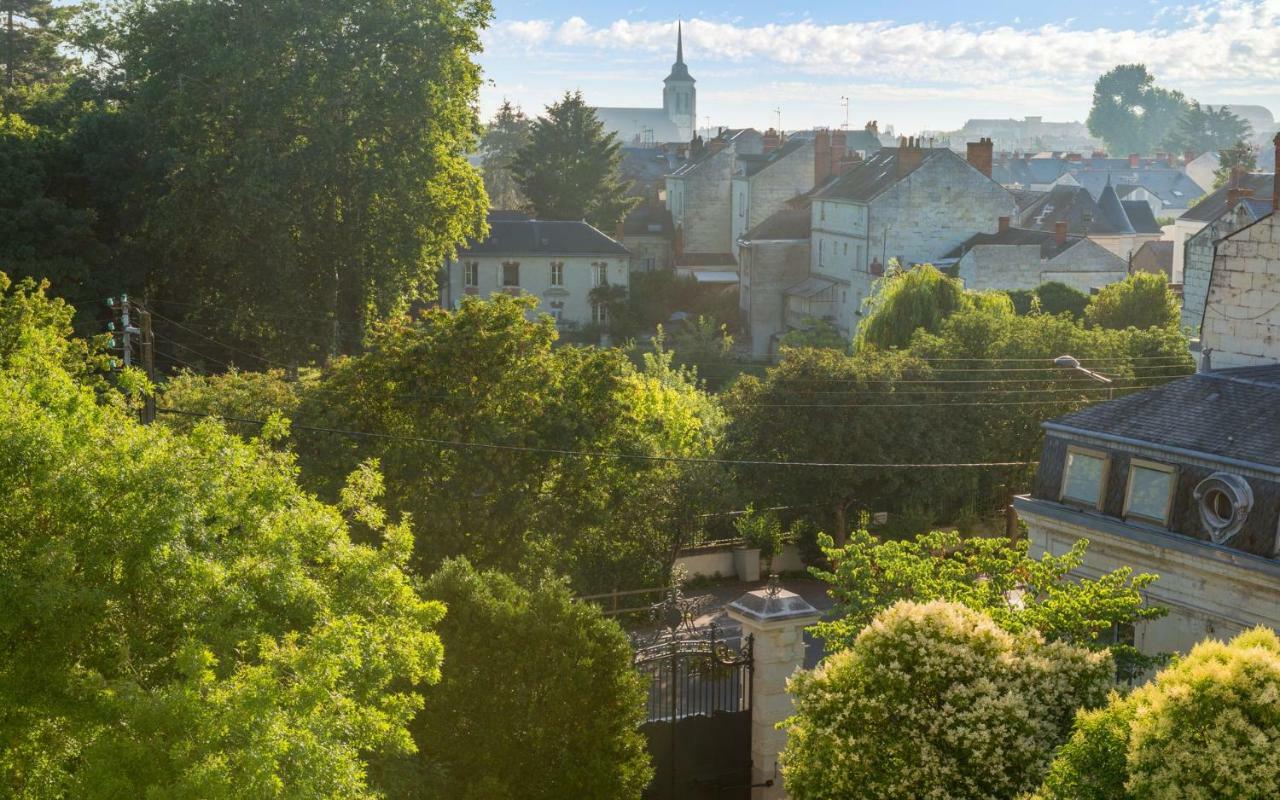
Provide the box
[1200,213,1280,369]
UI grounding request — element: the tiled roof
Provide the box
[622,204,674,237]
[737,138,809,177]
[1131,240,1174,277]
[1071,169,1205,209]
[1180,174,1276,222]
[460,214,629,256]
[947,227,1084,260]
[812,147,950,203]
[1045,367,1280,470]
[1021,186,1130,235]
[742,207,810,241]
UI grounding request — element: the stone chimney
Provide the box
[762,128,782,154]
[1184,150,1197,165]
[897,136,924,177]
[866,119,879,136]
[966,137,994,178]
[1128,153,1140,168]
[1065,152,1082,162]
[1054,220,1068,247]
[1273,133,1280,210]
[814,129,832,185]
[1227,184,1255,209]
[1092,149,1107,160]
[998,216,1011,233]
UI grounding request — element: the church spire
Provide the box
[676,20,684,65]
[665,19,692,82]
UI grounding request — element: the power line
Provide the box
[149,309,293,370]
[155,407,1036,469]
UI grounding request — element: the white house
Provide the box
[443,212,631,330]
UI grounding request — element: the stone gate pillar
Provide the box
[726,585,821,800]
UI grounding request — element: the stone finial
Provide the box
[727,584,819,624]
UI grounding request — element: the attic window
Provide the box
[1123,459,1176,525]
[1193,473,1253,544]
[1060,446,1108,510]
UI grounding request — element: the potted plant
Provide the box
[734,506,784,582]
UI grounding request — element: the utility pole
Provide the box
[840,96,850,130]
[140,307,156,424]
[773,107,782,134]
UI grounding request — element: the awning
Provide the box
[783,276,838,298]
[677,269,740,284]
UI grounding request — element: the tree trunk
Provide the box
[833,502,847,547]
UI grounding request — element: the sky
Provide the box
[477,0,1280,134]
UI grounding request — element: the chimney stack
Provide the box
[1128,153,1140,168]
[998,216,1011,233]
[1273,133,1280,211]
[1227,185,1255,209]
[897,136,924,177]
[814,129,832,184]
[1184,150,1197,166]
[966,137,994,178]
[763,128,782,154]
[1054,220,1068,247]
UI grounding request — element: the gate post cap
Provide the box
[726,584,820,625]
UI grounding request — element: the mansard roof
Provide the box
[460,213,630,257]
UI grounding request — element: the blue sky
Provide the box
[478,0,1280,134]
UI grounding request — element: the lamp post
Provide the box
[1054,354,1113,400]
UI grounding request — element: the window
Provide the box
[550,261,564,287]
[643,257,656,270]
[1060,446,1108,509]
[502,262,519,287]
[464,261,478,288]
[843,242,848,255]
[1193,472,1254,544]
[1123,459,1176,525]
[820,204,826,222]
[818,239,825,266]
[592,302,608,325]
[738,193,745,217]
[593,262,608,287]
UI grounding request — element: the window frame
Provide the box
[1059,445,1110,510]
[463,261,478,288]
[592,262,608,287]
[550,261,564,287]
[1122,458,1177,526]
[502,261,520,288]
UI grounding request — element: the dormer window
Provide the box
[1060,446,1108,509]
[1123,459,1176,526]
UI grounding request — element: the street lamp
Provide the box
[1054,354,1113,400]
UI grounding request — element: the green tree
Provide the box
[2,0,70,91]
[1035,281,1091,319]
[854,264,976,352]
[110,0,491,359]
[1214,138,1258,188]
[1036,627,1280,800]
[159,367,301,437]
[1084,272,1180,331]
[0,275,444,798]
[512,91,638,229]
[811,529,1164,680]
[480,99,531,210]
[404,559,651,800]
[291,294,724,592]
[780,318,848,351]
[1086,65,1187,156]
[1163,101,1251,155]
[781,600,1114,800]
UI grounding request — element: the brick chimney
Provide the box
[966,137,994,178]
[1273,133,1280,210]
[1228,184,1255,209]
[763,128,782,154]
[1054,220,1068,247]
[897,136,924,177]
[998,216,1011,233]
[814,129,832,185]
[1092,149,1107,160]
[1128,153,1140,168]
[1065,152,1082,162]
[1184,150,1197,165]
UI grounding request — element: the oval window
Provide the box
[1193,473,1253,544]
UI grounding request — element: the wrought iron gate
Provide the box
[635,622,754,800]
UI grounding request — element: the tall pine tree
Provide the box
[512,91,637,230]
[3,0,69,91]
[480,99,531,210]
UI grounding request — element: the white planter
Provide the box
[733,546,761,582]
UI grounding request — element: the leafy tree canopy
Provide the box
[1084,272,1180,331]
[1214,138,1259,188]
[1087,65,1187,156]
[1035,627,1280,800]
[855,264,1013,352]
[0,275,444,798]
[1,0,72,92]
[781,600,1114,800]
[401,558,651,800]
[1163,101,1251,155]
[512,91,638,230]
[480,99,531,211]
[811,530,1165,680]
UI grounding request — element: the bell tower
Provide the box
[663,21,696,141]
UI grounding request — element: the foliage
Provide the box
[811,529,1165,681]
[404,559,651,800]
[854,264,975,352]
[1084,272,1180,331]
[0,275,444,798]
[0,0,71,92]
[1086,65,1187,157]
[108,0,491,358]
[780,319,849,352]
[670,314,733,367]
[480,99,531,210]
[1036,627,1280,800]
[625,268,697,330]
[1036,281,1091,319]
[1214,138,1258,188]
[512,91,638,230]
[781,600,1114,800]
[159,367,301,437]
[292,294,724,592]
[1163,101,1251,155]
[734,505,785,569]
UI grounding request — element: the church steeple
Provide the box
[663,20,696,141]
[665,20,693,82]
[676,20,683,65]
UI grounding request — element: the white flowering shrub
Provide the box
[1036,626,1280,800]
[781,600,1113,800]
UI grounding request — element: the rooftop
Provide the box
[947,226,1084,260]
[741,207,810,241]
[1044,366,1280,470]
[812,146,951,203]
[460,214,630,257]
[1181,173,1276,222]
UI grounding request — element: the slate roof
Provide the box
[1121,200,1162,234]
[844,129,884,155]
[1130,240,1174,277]
[1021,186,1129,235]
[1071,169,1205,209]
[669,129,759,178]
[946,227,1085,260]
[622,204,674,237]
[1044,366,1280,470]
[741,207,810,241]
[1011,188,1048,212]
[737,138,809,178]
[620,147,685,187]
[812,146,951,203]
[460,214,630,256]
[1180,174,1276,222]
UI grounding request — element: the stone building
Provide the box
[1200,210,1280,369]
[1174,168,1275,287]
[617,204,674,272]
[1130,240,1174,280]
[443,212,630,329]
[950,218,1128,293]
[737,207,811,357]
[1017,182,1163,260]
[1016,364,1280,657]
[667,128,764,264]
[730,133,819,248]
[594,23,695,145]
[807,137,1015,334]
[1181,196,1273,335]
